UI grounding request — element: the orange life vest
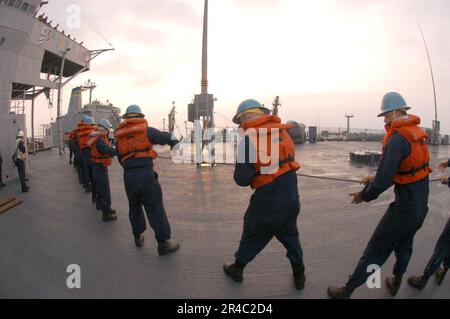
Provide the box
[89,133,112,167]
[115,118,158,163]
[241,115,301,189]
[77,123,97,150]
[383,114,432,184]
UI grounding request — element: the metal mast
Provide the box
[345,114,354,139]
[81,79,97,104]
[418,22,439,145]
[201,0,208,95]
[187,0,216,165]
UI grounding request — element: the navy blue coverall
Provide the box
[68,139,75,165]
[423,218,450,277]
[116,127,178,242]
[81,147,96,197]
[92,138,117,214]
[74,138,83,182]
[345,132,429,291]
[421,169,450,277]
[233,136,304,268]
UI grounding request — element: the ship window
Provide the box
[7,0,16,7]
[21,2,28,11]
[13,0,22,9]
[0,0,8,6]
[27,5,36,15]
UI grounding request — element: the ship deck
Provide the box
[0,141,449,299]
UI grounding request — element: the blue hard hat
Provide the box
[124,104,144,118]
[232,99,270,124]
[82,115,95,125]
[97,119,111,130]
[378,92,411,117]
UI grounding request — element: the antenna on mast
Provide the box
[418,22,440,145]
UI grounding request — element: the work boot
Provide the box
[104,209,117,216]
[158,241,180,256]
[102,212,117,222]
[385,275,402,296]
[407,275,428,290]
[91,193,97,204]
[327,286,352,299]
[134,234,144,248]
[85,185,91,193]
[223,262,244,283]
[292,264,306,290]
[435,267,448,285]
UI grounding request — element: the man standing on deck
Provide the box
[77,116,97,204]
[107,123,115,144]
[328,92,431,299]
[223,99,305,290]
[68,130,75,165]
[14,130,29,193]
[88,119,117,222]
[407,160,450,289]
[73,127,83,184]
[115,105,181,255]
[75,118,86,185]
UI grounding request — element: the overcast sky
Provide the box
[30,0,450,133]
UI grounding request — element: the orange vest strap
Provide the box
[119,148,153,158]
[397,162,430,176]
[279,155,296,166]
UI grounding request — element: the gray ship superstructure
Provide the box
[0,0,110,180]
[51,85,121,146]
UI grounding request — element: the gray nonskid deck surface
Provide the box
[0,142,449,299]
